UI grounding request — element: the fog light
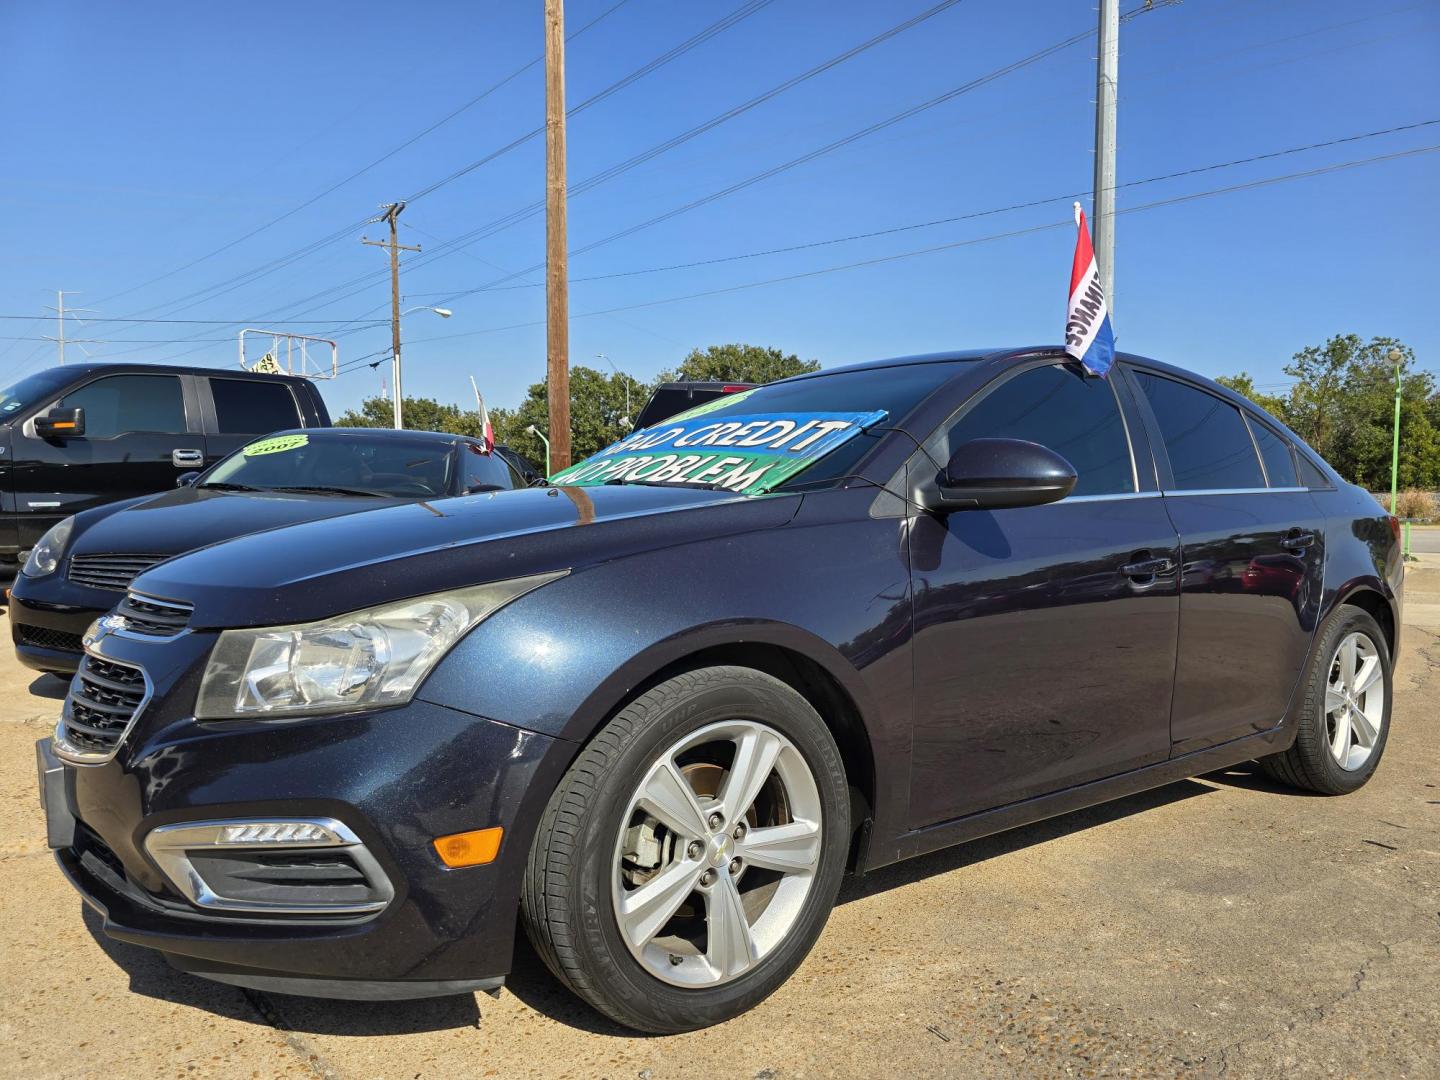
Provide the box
[433,827,503,868]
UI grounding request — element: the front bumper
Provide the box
[8,575,112,673]
[38,688,570,998]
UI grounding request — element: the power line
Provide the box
[331,143,1438,371]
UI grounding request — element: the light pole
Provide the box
[1387,347,1403,515]
[387,307,453,428]
[596,353,633,428]
[527,424,552,476]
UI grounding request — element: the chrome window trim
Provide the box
[1160,486,1306,497]
[52,648,153,767]
[1061,491,1162,503]
[143,816,395,917]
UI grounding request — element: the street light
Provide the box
[527,424,552,476]
[389,307,455,429]
[596,353,633,429]
[1387,347,1403,515]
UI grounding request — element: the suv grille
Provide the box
[68,553,168,591]
[16,625,85,654]
[61,655,149,757]
[115,592,193,637]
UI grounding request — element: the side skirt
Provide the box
[864,725,1293,872]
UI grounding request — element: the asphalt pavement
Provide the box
[1,562,1437,1078]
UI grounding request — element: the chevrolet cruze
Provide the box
[36,348,1402,1033]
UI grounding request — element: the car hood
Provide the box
[70,485,394,560]
[134,484,803,629]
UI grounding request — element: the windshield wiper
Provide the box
[197,481,265,492]
[269,485,389,498]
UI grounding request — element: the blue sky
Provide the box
[2,0,1436,416]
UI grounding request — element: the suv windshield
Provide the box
[0,368,75,421]
[551,360,971,494]
[201,433,455,498]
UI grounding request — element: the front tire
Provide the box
[1259,605,1392,795]
[521,666,849,1033]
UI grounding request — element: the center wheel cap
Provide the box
[707,835,733,867]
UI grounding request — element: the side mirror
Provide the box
[922,437,1077,512]
[35,407,85,439]
[176,472,201,488]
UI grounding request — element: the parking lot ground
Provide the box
[1,563,1437,1079]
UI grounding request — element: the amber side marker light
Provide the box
[433,827,503,868]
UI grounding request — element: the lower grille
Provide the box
[17,625,85,653]
[115,592,193,637]
[67,553,168,592]
[59,654,149,759]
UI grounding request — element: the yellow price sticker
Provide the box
[242,433,309,457]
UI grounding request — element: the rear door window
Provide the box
[936,363,1135,496]
[211,378,302,434]
[1245,414,1298,488]
[1134,372,1265,490]
[59,374,186,437]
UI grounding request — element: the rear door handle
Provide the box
[172,448,204,468]
[1121,556,1175,578]
[1283,530,1316,551]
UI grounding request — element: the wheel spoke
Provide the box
[1339,636,1359,691]
[617,858,703,950]
[637,759,710,840]
[717,727,783,826]
[1350,706,1380,747]
[736,819,822,874]
[1324,687,1346,715]
[1354,655,1382,696]
[704,875,755,979]
[1330,710,1353,761]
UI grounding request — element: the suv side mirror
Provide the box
[34,407,85,439]
[921,437,1077,512]
[176,471,201,488]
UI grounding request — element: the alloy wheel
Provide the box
[1324,630,1385,772]
[611,719,823,988]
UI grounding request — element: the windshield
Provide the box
[549,360,971,494]
[201,433,455,498]
[0,368,74,421]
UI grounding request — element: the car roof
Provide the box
[271,427,465,443]
[44,361,313,383]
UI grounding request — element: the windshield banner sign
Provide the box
[549,410,887,494]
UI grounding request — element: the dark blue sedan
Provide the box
[35,348,1402,1033]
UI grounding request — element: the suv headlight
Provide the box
[195,571,565,719]
[22,516,74,578]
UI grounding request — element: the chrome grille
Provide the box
[59,655,149,759]
[67,553,168,592]
[115,592,193,638]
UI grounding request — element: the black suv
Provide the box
[0,363,329,584]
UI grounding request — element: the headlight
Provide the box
[195,571,565,719]
[22,516,75,578]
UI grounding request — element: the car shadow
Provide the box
[82,778,1218,1039]
[28,674,69,700]
[1200,760,1322,796]
[837,778,1213,904]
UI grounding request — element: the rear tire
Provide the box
[1259,605,1392,795]
[521,666,849,1033]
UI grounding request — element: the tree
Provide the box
[1214,373,1288,422]
[336,395,483,436]
[500,365,639,468]
[667,343,819,384]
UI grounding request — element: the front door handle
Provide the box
[1283,530,1316,551]
[1121,556,1175,579]
[172,448,204,468]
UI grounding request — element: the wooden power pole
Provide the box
[544,0,571,471]
[362,203,420,429]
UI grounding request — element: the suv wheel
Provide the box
[522,666,849,1033]
[1259,605,1393,795]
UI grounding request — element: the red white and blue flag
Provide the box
[1065,202,1115,377]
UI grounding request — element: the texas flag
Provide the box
[1064,202,1115,377]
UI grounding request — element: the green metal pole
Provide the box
[1390,359,1402,514]
[1404,520,1412,559]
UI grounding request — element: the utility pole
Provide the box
[46,290,98,363]
[362,203,421,429]
[1093,0,1119,314]
[545,0,572,471]
[57,290,67,364]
